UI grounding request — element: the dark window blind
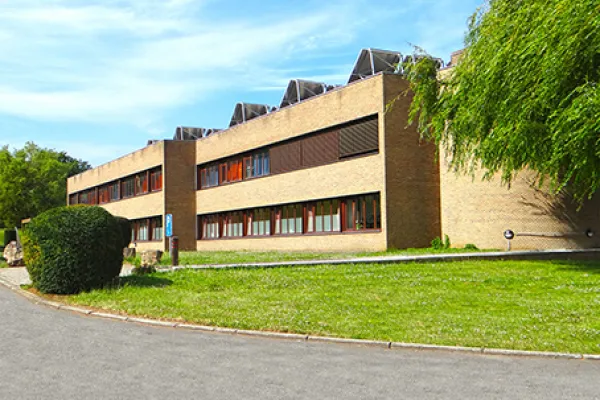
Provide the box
[302,129,339,168]
[339,116,379,158]
[270,140,302,174]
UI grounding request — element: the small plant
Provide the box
[443,234,451,249]
[464,243,479,250]
[431,237,444,250]
[431,235,452,250]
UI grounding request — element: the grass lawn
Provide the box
[129,246,490,267]
[64,259,600,354]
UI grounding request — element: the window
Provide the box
[344,193,380,231]
[228,159,243,182]
[150,217,163,241]
[248,208,270,236]
[78,189,96,205]
[339,116,379,158]
[275,204,303,235]
[251,151,269,177]
[219,163,228,185]
[109,182,120,201]
[243,156,252,179]
[121,177,135,198]
[135,172,148,195]
[69,194,78,205]
[306,200,340,233]
[222,211,243,238]
[150,168,162,191]
[137,219,149,241]
[195,115,377,191]
[98,186,110,204]
[242,151,270,180]
[202,215,220,239]
[199,165,219,189]
[198,193,380,240]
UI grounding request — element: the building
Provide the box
[67,48,600,252]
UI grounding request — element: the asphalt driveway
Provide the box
[0,286,598,399]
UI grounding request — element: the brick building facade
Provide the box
[67,49,600,252]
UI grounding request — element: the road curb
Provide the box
[1,277,598,361]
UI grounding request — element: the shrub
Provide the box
[464,243,479,250]
[115,216,132,249]
[22,205,123,294]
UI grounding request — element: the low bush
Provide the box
[22,206,124,294]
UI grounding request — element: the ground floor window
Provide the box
[198,193,380,240]
[131,216,163,242]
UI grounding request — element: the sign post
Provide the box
[165,214,173,238]
[165,214,178,266]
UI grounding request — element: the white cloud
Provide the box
[0,0,363,129]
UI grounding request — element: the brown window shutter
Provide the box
[302,129,339,168]
[270,140,302,174]
[339,115,379,158]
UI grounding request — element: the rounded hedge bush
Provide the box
[115,216,132,249]
[22,205,124,294]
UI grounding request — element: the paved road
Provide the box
[0,286,598,400]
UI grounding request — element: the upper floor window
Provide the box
[244,151,269,179]
[135,172,148,195]
[121,177,135,198]
[109,182,119,201]
[150,168,162,191]
[98,186,110,204]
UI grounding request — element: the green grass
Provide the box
[66,259,600,354]
[132,247,492,267]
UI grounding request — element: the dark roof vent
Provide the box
[348,48,402,83]
[173,127,221,140]
[280,79,329,108]
[229,102,270,127]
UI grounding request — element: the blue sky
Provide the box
[0,0,482,166]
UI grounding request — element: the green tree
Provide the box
[403,0,600,202]
[0,142,91,227]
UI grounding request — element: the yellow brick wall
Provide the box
[68,141,164,192]
[101,192,164,220]
[196,75,383,164]
[197,232,385,252]
[382,74,441,249]
[164,141,197,251]
[439,155,600,250]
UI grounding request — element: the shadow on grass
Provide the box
[118,275,173,288]
[551,260,600,274]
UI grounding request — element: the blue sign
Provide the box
[165,214,173,237]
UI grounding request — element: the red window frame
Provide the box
[150,168,162,191]
[219,163,228,185]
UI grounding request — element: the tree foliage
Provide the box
[0,142,91,227]
[403,0,600,202]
